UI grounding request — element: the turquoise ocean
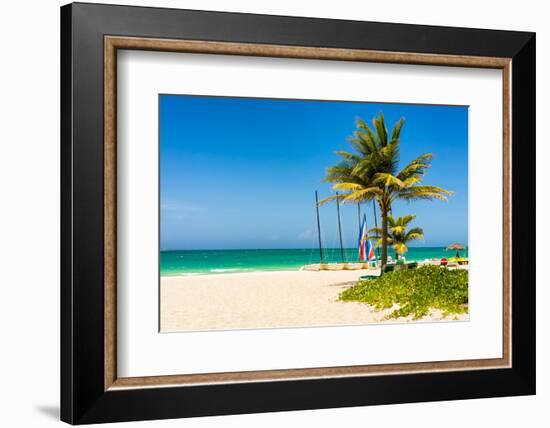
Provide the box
[160,247,468,276]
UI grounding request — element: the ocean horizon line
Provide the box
[161,245,467,252]
[160,247,468,277]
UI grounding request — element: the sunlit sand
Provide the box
[160,269,468,332]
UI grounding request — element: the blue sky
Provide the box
[160,95,468,250]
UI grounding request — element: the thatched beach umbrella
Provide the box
[447,243,465,258]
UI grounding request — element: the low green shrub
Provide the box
[339,265,468,319]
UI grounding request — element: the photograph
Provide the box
[159,95,469,332]
[55,2,536,424]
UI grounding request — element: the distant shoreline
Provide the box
[160,246,468,277]
[160,246,466,252]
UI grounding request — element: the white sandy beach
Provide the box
[160,269,468,332]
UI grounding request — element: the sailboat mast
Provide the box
[315,191,324,263]
[372,200,381,258]
[336,192,345,262]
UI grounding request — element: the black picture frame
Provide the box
[61,2,535,424]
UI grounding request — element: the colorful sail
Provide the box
[358,216,376,262]
[358,217,368,261]
[366,237,376,261]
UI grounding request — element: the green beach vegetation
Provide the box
[368,214,424,260]
[339,266,468,319]
[321,113,451,269]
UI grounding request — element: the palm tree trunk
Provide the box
[381,208,388,269]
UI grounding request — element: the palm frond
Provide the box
[404,228,424,241]
[348,135,371,157]
[399,185,452,201]
[341,187,381,203]
[334,150,362,163]
[397,153,433,180]
[373,172,405,188]
[393,242,408,255]
[400,214,416,226]
[350,157,377,177]
[380,141,400,165]
[317,194,340,206]
[356,118,379,144]
[401,176,421,187]
[373,113,388,147]
[368,227,383,236]
[323,164,361,183]
[391,225,405,234]
[332,182,365,192]
[390,118,405,143]
[369,237,391,248]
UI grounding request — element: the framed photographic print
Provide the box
[60,2,536,424]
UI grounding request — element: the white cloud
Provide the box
[298,229,313,240]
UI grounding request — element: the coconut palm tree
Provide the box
[321,113,451,268]
[368,214,424,260]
